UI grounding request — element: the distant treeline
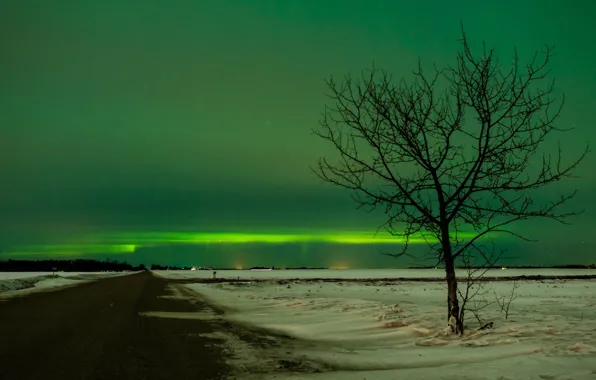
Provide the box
[2,260,593,272]
[149,265,328,271]
[410,264,596,269]
[0,259,146,272]
[0,260,333,272]
[150,264,194,271]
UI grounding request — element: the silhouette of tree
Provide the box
[313,24,588,334]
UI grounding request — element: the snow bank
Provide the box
[0,272,59,280]
[0,271,133,295]
[184,278,596,380]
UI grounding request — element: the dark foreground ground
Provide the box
[0,271,230,380]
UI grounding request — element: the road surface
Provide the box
[0,271,230,380]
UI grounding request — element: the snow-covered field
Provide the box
[162,270,596,380]
[0,271,133,296]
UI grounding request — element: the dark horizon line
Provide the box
[0,259,595,272]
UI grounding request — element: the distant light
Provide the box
[330,266,349,270]
[190,267,196,271]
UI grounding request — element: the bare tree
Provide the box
[312,25,588,334]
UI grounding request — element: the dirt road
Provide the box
[0,271,230,380]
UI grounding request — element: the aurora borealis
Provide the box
[1,1,594,268]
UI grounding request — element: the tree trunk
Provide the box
[441,226,464,335]
[444,253,463,334]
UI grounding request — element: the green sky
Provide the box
[1,0,594,267]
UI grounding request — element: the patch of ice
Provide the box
[139,311,218,320]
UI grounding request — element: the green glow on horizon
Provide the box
[3,230,492,257]
[73,230,485,246]
[104,231,440,245]
[7,244,137,256]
